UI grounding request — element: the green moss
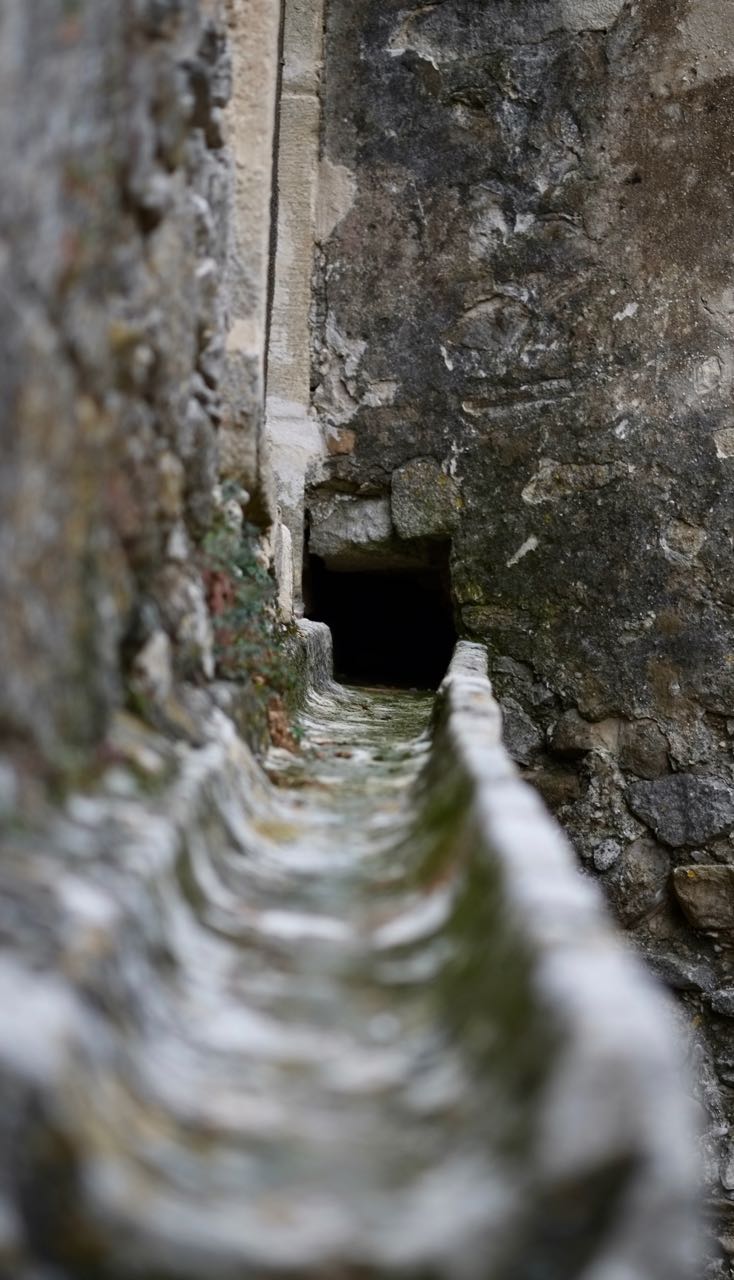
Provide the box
[199,518,299,710]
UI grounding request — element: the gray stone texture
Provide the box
[391,456,462,540]
[673,866,734,932]
[501,695,545,766]
[629,775,734,848]
[603,837,671,927]
[313,0,734,1258]
[314,0,734,765]
[0,0,236,763]
[429,643,698,1280]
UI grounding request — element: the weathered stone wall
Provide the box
[222,0,282,522]
[0,3,708,1271]
[312,0,734,1258]
[266,0,328,611]
[0,0,282,771]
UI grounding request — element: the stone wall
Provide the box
[312,0,734,1258]
[266,0,328,611]
[222,0,282,523]
[0,0,282,771]
[0,0,715,1270]
[0,0,727,1265]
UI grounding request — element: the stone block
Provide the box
[711,988,734,1017]
[549,710,619,758]
[603,837,670,927]
[673,865,734,931]
[628,775,734,847]
[619,719,670,779]
[309,492,409,568]
[501,696,543,766]
[391,457,461,541]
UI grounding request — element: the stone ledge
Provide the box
[431,641,699,1279]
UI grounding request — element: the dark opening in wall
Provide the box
[305,551,457,689]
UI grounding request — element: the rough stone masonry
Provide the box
[0,0,283,766]
[0,0,729,1273]
[309,0,734,1263]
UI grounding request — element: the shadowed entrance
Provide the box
[305,554,457,688]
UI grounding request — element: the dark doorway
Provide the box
[305,554,457,689]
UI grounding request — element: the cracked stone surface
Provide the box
[311,4,734,1260]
